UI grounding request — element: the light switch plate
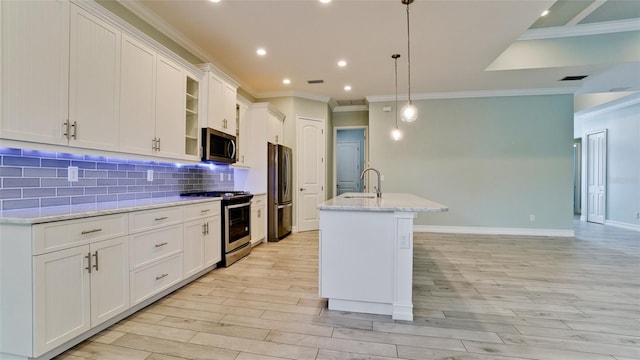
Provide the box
[147,169,154,182]
[68,166,79,182]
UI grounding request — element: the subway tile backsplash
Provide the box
[0,147,233,210]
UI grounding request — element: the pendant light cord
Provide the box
[394,55,399,128]
[406,2,412,103]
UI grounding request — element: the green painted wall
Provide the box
[333,110,369,127]
[369,94,575,230]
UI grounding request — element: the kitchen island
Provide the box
[317,193,447,321]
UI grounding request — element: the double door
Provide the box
[33,237,129,356]
[1,1,121,149]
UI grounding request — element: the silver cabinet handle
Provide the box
[85,252,92,273]
[154,216,168,221]
[157,137,160,151]
[155,273,168,280]
[201,209,210,213]
[155,242,168,248]
[93,251,99,271]
[71,121,77,139]
[202,223,206,235]
[81,228,103,235]
[152,138,156,151]
[63,121,70,139]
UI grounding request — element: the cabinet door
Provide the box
[155,56,185,159]
[119,35,155,155]
[183,219,205,278]
[251,202,266,244]
[222,82,237,136]
[69,4,120,151]
[90,237,129,327]
[204,215,222,267]
[206,74,224,132]
[34,245,91,356]
[267,113,284,144]
[235,102,250,167]
[1,0,69,145]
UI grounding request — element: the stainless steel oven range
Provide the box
[181,191,253,267]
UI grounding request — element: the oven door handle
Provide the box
[226,201,251,210]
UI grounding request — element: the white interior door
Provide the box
[297,117,325,232]
[587,130,607,224]
[336,141,362,195]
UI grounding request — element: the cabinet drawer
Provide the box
[128,206,182,234]
[129,224,182,269]
[130,253,182,305]
[252,194,266,207]
[183,201,221,222]
[33,214,128,255]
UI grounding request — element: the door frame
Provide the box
[333,126,369,198]
[583,129,607,223]
[296,116,326,232]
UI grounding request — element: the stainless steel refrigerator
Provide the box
[267,143,292,242]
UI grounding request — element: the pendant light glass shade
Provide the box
[391,127,402,141]
[401,101,418,122]
[400,0,418,123]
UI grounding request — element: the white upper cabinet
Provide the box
[234,99,251,167]
[267,111,285,144]
[1,0,70,145]
[69,4,121,151]
[1,1,203,162]
[200,64,238,136]
[154,56,186,159]
[119,34,155,155]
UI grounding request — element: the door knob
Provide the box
[300,187,306,191]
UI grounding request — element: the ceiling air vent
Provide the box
[307,79,324,84]
[560,75,588,81]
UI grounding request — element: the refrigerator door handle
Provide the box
[277,203,292,209]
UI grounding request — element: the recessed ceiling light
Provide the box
[256,48,267,56]
[541,9,549,17]
[209,0,221,3]
[344,85,352,91]
[283,78,291,85]
[337,60,347,67]
[319,0,331,3]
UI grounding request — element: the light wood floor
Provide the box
[58,221,640,360]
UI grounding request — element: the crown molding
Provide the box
[367,87,576,103]
[519,19,640,40]
[575,92,640,119]
[257,90,331,104]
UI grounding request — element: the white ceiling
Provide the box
[120,0,640,104]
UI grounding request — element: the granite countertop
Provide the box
[318,192,448,213]
[0,196,222,225]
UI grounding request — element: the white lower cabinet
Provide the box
[0,199,223,360]
[251,194,266,244]
[33,236,129,356]
[183,201,221,278]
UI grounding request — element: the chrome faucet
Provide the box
[360,167,382,198]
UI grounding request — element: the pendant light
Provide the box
[400,0,418,123]
[391,54,402,141]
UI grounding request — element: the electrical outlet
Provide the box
[227,173,231,181]
[147,169,154,182]
[399,234,410,249]
[380,175,385,181]
[67,166,79,182]
[219,173,224,181]
[529,214,535,222]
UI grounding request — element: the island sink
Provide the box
[343,194,376,199]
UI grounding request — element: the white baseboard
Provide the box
[605,220,640,232]
[414,225,575,237]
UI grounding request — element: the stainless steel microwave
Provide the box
[202,128,236,164]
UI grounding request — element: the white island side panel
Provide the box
[319,210,395,306]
